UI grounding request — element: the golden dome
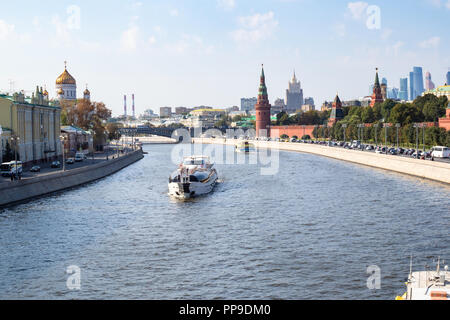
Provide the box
[57,88,65,95]
[56,65,76,85]
[43,89,49,96]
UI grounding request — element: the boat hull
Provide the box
[168,171,218,200]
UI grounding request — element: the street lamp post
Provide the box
[60,136,66,172]
[422,124,425,154]
[413,123,419,159]
[383,121,388,155]
[395,123,400,149]
[374,124,379,146]
[0,126,3,165]
[342,124,347,144]
[10,135,20,178]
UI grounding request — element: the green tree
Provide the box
[381,99,397,120]
[389,103,422,125]
[423,100,447,122]
[361,107,375,123]
[276,112,290,125]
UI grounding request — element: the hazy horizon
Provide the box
[0,0,449,116]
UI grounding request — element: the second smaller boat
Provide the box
[235,141,256,153]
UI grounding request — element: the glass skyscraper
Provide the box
[399,78,408,101]
[409,67,424,100]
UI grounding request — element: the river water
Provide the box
[0,144,449,300]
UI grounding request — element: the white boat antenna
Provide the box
[436,256,440,273]
[409,255,413,278]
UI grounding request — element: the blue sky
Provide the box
[0,0,449,115]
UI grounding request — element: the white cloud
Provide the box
[167,34,214,55]
[385,41,404,56]
[121,25,139,51]
[232,12,278,43]
[381,28,392,40]
[347,2,369,20]
[218,0,236,10]
[170,9,179,17]
[0,20,15,40]
[51,15,72,46]
[333,23,346,37]
[419,36,440,48]
[428,0,450,9]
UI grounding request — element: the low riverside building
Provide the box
[182,108,227,128]
[61,125,94,156]
[0,88,62,165]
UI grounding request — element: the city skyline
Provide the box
[0,0,449,116]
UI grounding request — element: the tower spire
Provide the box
[374,67,380,87]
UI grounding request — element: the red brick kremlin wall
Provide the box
[271,125,317,139]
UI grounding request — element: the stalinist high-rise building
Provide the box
[286,71,303,113]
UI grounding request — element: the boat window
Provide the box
[189,175,199,182]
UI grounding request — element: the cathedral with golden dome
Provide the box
[56,61,77,101]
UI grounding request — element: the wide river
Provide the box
[0,144,449,300]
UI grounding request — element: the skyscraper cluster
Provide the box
[373,67,447,102]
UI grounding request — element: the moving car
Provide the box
[75,153,85,162]
[30,166,41,172]
[51,161,61,168]
[66,158,75,165]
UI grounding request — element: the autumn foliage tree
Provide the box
[61,99,112,148]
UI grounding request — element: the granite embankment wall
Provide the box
[194,138,450,184]
[0,150,144,207]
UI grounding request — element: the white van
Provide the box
[431,146,450,158]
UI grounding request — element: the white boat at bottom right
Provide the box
[396,257,449,300]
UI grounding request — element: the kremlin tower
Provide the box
[255,65,272,137]
[328,93,344,126]
[370,68,384,107]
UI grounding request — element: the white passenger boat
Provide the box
[396,257,449,300]
[168,156,218,200]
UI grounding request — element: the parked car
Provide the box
[51,161,61,168]
[66,158,75,165]
[30,165,41,172]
